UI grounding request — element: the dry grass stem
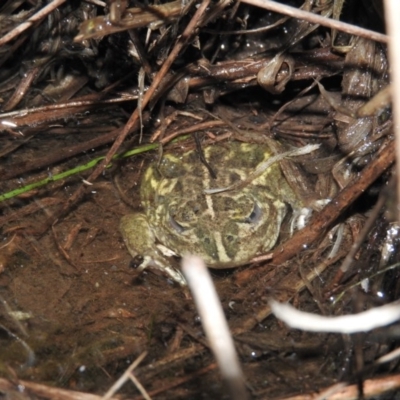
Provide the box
[182,255,248,400]
[377,347,400,365]
[102,351,148,399]
[239,0,388,43]
[127,372,152,400]
[270,300,400,333]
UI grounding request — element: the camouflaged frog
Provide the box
[120,141,303,285]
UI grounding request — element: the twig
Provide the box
[335,190,387,278]
[74,0,185,41]
[135,363,217,399]
[0,129,122,182]
[0,142,158,203]
[182,255,248,400]
[0,377,118,400]
[0,95,139,121]
[271,142,395,265]
[127,372,152,400]
[102,351,148,399]
[270,300,400,334]
[90,0,212,176]
[0,0,67,46]
[238,251,348,332]
[50,0,214,228]
[161,122,231,144]
[239,0,388,43]
[377,347,400,365]
[3,67,40,111]
[279,374,400,400]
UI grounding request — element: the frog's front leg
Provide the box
[119,214,187,286]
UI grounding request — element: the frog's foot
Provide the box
[120,213,187,286]
[140,256,187,286]
[290,199,332,234]
[291,207,313,233]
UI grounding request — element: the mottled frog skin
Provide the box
[120,141,301,285]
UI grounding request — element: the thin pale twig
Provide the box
[128,372,152,400]
[239,0,388,43]
[270,300,400,333]
[182,255,248,400]
[102,351,148,399]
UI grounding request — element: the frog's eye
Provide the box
[169,214,185,233]
[245,202,262,224]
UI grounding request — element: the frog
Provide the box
[120,141,303,286]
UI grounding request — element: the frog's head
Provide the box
[163,194,287,268]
